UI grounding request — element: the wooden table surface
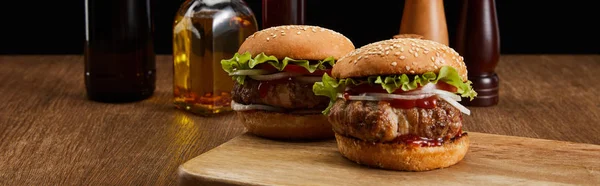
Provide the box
[0,54,598,185]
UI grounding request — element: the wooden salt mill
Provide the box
[398,0,449,45]
[454,0,501,106]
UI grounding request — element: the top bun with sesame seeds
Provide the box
[332,38,469,82]
[238,25,355,60]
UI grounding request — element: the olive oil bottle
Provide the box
[173,0,258,116]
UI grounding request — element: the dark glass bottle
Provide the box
[454,0,500,106]
[84,0,156,103]
[261,0,305,29]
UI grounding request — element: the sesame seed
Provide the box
[281,33,286,36]
[394,52,401,56]
[266,37,270,41]
[391,62,397,66]
[400,47,404,52]
[312,28,316,32]
[414,53,419,57]
[436,52,441,57]
[385,51,390,55]
[409,70,415,73]
[297,31,301,35]
[320,28,325,32]
[405,66,410,70]
[384,47,390,50]
[364,56,369,59]
[431,57,435,62]
[423,50,429,54]
[399,56,406,60]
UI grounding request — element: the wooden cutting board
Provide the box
[177,132,600,185]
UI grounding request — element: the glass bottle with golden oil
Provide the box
[173,0,258,116]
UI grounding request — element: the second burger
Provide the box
[220,25,355,140]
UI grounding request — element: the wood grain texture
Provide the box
[178,132,600,186]
[0,55,598,185]
[0,55,246,186]
[464,55,600,144]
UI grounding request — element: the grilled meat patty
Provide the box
[328,98,462,142]
[232,78,329,109]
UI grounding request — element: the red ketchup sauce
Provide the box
[392,130,465,147]
[389,96,437,109]
[393,134,444,147]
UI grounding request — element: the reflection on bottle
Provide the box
[173,0,258,116]
[84,0,156,102]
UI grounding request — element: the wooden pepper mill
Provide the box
[454,0,501,106]
[398,0,449,45]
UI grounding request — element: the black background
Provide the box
[0,0,598,55]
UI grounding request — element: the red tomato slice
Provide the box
[306,69,331,76]
[435,81,458,92]
[282,64,311,74]
[256,64,331,76]
[347,81,457,94]
[347,84,416,94]
[256,64,278,71]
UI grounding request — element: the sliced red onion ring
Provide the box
[248,72,300,81]
[231,101,283,112]
[229,69,271,76]
[438,95,471,115]
[336,94,383,101]
[363,93,436,100]
[432,89,461,101]
[294,76,323,84]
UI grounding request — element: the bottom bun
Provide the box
[335,133,469,171]
[237,111,334,140]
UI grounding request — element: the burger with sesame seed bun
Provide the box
[312,37,477,171]
[220,25,355,140]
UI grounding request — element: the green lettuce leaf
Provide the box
[312,66,478,115]
[312,74,362,114]
[221,52,336,84]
